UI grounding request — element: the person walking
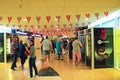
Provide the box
[11,38,18,70]
[41,36,52,64]
[56,38,63,60]
[72,37,83,66]
[18,40,27,70]
[68,37,74,60]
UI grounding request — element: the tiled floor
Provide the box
[0,50,120,80]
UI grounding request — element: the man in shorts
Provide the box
[42,36,52,64]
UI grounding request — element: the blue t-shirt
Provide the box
[56,41,62,52]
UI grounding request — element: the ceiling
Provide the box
[0,0,120,30]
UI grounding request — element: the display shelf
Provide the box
[6,38,10,54]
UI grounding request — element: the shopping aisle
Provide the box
[0,49,120,80]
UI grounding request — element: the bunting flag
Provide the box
[85,14,90,19]
[76,23,78,27]
[31,25,34,30]
[8,16,12,23]
[18,25,22,29]
[63,24,66,27]
[95,13,99,20]
[44,25,47,29]
[66,15,71,22]
[12,24,16,28]
[46,16,51,23]
[69,23,73,28]
[104,11,108,17]
[56,16,61,23]
[24,25,27,31]
[76,15,80,21]
[6,24,9,27]
[0,17,3,22]
[88,22,91,25]
[82,23,85,27]
[57,24,60,29]
[50,25,53,30]
[26,16,31,23]
[17,17,22,24]
[37,25,40,29]
[36,16,41,24]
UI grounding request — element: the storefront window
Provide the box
[102,19,115,27]
[118,17,120,26]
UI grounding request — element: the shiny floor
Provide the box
[0,50,120,80]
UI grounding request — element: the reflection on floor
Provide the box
[0,49,120,80]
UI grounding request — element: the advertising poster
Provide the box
[0,33,4,62]
[94,28,114,68]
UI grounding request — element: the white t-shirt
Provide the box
[42,39,52,50]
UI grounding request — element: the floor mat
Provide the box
[38,67,60,76]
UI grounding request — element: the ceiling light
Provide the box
[23,18,27,22]
[55,18,58,21]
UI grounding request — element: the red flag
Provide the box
[6,24,9,27]
[63,24,66,27]
[66,15,71,22]
[18,25,22,29]
[88,22,91,25]
[31,25,34,30]
[12,24,15,28]
[76,23,78,27]
[104,11,108,17]
[76,15,80,21]
[69,24,73,28]
[82,23,85,27]
[17,17,22,24]
[56,16,61,23]
[37,25,40,29]
[8,17,12,23]
[46,16,51,23]
[85,14,90,19]
[44,25,47,29]
[36,16,41,24]
[95,13,99,20]
[0,17,3,22]
[26,16,31,23]
[57,24,60,29]
[24,25,27,31]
